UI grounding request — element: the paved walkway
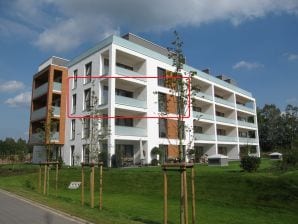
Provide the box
[0,189,89,224]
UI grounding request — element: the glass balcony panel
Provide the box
[53,106,60,116]
[216,116,236,124]
[237,120,256,128]
[217,135,237,142]
[239,137,257,144]
[215,97,234,107]
[30,133,44,143]
[193,133,215,141]
[193,91,213,101]
[115,126,147,137]
[31,107,47,121]
[53,82,61,91]
[51,132,60,141]
[115,95,146,109]
[236,104,255,113]
[193,111,214,121]
[33,83,48,98]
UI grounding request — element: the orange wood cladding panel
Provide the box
[168,145,179,158]
[166,94,177,114]
[167,119,178,139]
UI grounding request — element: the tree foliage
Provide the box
[0,138,31,155]
[257,104,298,151]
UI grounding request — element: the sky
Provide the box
[0,0,298,140]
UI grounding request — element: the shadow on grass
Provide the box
[132,217,169,224]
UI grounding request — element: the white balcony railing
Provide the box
[239,137,257,144]
[237,120,257,128]
[193,91,213,101]
[236,104,255,113]
[115,126,147,137]
[215,97,234,107]
[193,111,214,121]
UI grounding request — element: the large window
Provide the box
[73,69,78,89]
[115,118,133,127]
[116,88,133,98]
[83,118,90,138]
[72,94,76,114]
[84,88,91,111]
[85,62,92,84]
[217,129,226,136]
[159,119,167,138]
[71,119,75,140]
[158,93,167,112]
[157,67,166,87]
[71,145,75,166]
[194,126,203,134]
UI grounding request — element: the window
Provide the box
[116,62,133,71]
[158,93,167,112]
[217,129,226,136]
[85,62,92,84]
[193,106,202,112]
[159,119,167,138]
[72,94,76,114]
[215,94,223,99]
[157,67,166,87]
[83,145,90,163]
[73,69,78,89]
[123,145,134,157]
[116,88,133,98]
[194,126,203,134]
[84,88,91,111]
[71,145,75,166]
[71,119,75,140]
[115,118,133,127]
[178,120,185,139]
[216,111,225,117]
[218,146,227,155]
[83,118,90,138]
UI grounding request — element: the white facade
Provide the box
[48,34,259,167]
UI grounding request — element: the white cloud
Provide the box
[286,97,298,104]
[233,60,264,70]
[5,92,31,108]
[3,0,298,52]
[0,80,25,92]
[286,53,298,61]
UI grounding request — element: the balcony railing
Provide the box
[193,91,213,101]
[236,104,255,113]
[51,132,60,141]
[214,97,234,107]
[115,126,147,137]
[217,135,237,142]
[30,133,44,143]
[33,83,48,99]
[53,82,62,91]
[53,106,60,116]
[237,120,257,128]
[193,111,214,121]
[216,116,236,125]
[31,107,47,121]
[103,66,145,81]
[193,133,215,141]
[115,95,147,109]
[239,137,257,144]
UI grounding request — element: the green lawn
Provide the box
[0,160,297,224]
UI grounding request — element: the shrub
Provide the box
[240,156,261,172]
[277,148,298,171]
[151,159,159,166]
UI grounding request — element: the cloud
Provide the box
[0,80,25,92]
[233,60,264,70]
[285,53,298,61]
[3,0,298,52]
[286,97,298,104]
[5,92,31,108]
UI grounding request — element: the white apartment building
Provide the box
[29,33,260,167]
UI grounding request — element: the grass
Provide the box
[0,160,298,224]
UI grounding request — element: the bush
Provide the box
[240,156,261,172]
[151,159,159,166]
[277,148,298,171]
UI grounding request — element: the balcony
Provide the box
[33,83,48,99]
[30,133,44,143]
[236,104,254,113]
[194,133,215,141]
[215,97,234,107]
[115,126,147,137]
[115,95,147,109]
[53,106,60,116]
[50,132,60,141]
[216,116,236,125]
[53,82,62,92]
[193,111,214,121]
[193,91,213,101]
[239,137,257,144]
[238,120,257,128]
[217,135,237,142]
[31,107,47,121]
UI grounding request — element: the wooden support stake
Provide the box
[180,169,185,224]
[43,165,47,195]
[184,169,188,224]
[99,164,103,211]
[47,164,50,196]
[191,167,196,224]
[55,163,58,196]
[90,165,95,208]
[38,165,41,193]
[163,169,167,224]
[81,165,84,206]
